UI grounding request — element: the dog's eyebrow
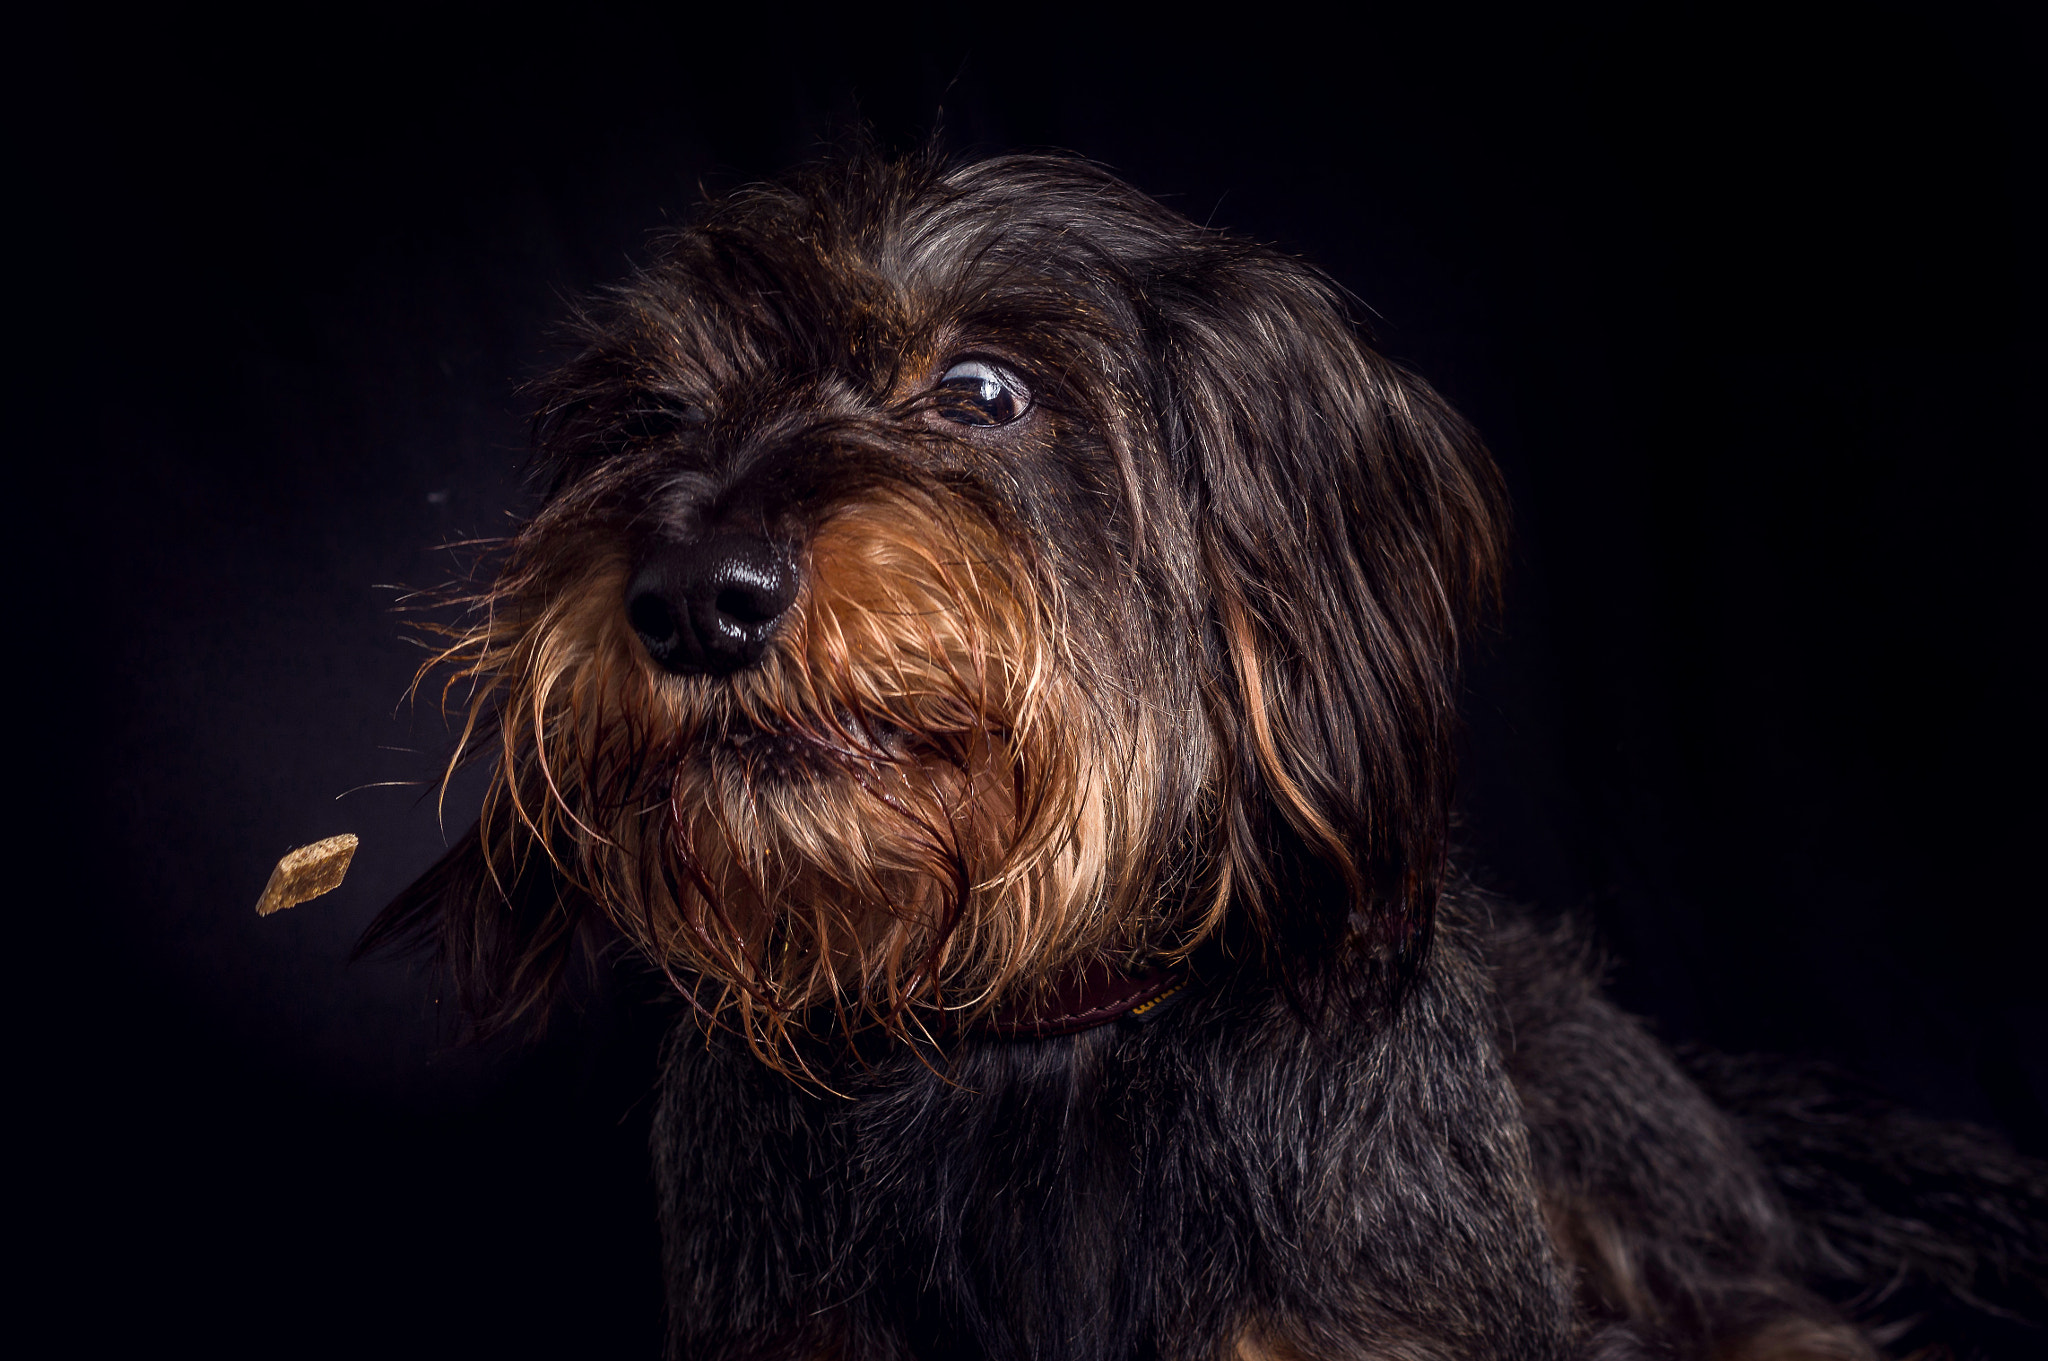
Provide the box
[620,392,707,418]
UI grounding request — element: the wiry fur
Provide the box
[364,148,2047,1358]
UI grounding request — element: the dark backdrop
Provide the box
[35,5,2041,1354]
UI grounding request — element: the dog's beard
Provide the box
[430,486,1195,1059]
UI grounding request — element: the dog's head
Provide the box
[366,150,1504,1054]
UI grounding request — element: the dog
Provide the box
[362,149,2047,1360]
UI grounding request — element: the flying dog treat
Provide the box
[256,834,359,916]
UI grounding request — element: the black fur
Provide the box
[647,893,2048,1359]
[369,148,2047,1359]
[655,896,1569,1361]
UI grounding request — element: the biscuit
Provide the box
[256,834,359,916]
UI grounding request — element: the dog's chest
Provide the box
[653,1025,1203,1359]
[648,976,1573,1361]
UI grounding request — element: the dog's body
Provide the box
[368,150,2045,1359]
[649,892,2043,1361]
[650,895,1725,1360]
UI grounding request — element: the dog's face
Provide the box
[379,153,1504,1053]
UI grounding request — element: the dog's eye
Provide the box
[934,360,1029,427]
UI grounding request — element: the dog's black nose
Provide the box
[626,534,799,676]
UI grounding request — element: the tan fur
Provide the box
[1541,1193,1657,1322]
[1712,1319,1875,1361]
[1540,1195,1877,1361]
[416,484,1204,1063]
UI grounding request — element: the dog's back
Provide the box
[1481,897,2048,1358]
[1688,1049,2048,1358]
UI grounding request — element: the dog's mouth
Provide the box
[716,716,901,761]
[686,708,934,780]
[673,692,1022,851]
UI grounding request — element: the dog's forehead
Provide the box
[641,161,1177,397]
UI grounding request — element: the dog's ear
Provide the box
[1150,251,1505,981]
[354,823,595,1036]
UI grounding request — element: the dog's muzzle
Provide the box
[626,532,799,676]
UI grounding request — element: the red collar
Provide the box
[979,962,1190,1039]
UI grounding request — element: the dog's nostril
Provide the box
[627,534,799,677]
[715,581,785,626]
[627,591,683,647]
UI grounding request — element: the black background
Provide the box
[33,4,2041,1354]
